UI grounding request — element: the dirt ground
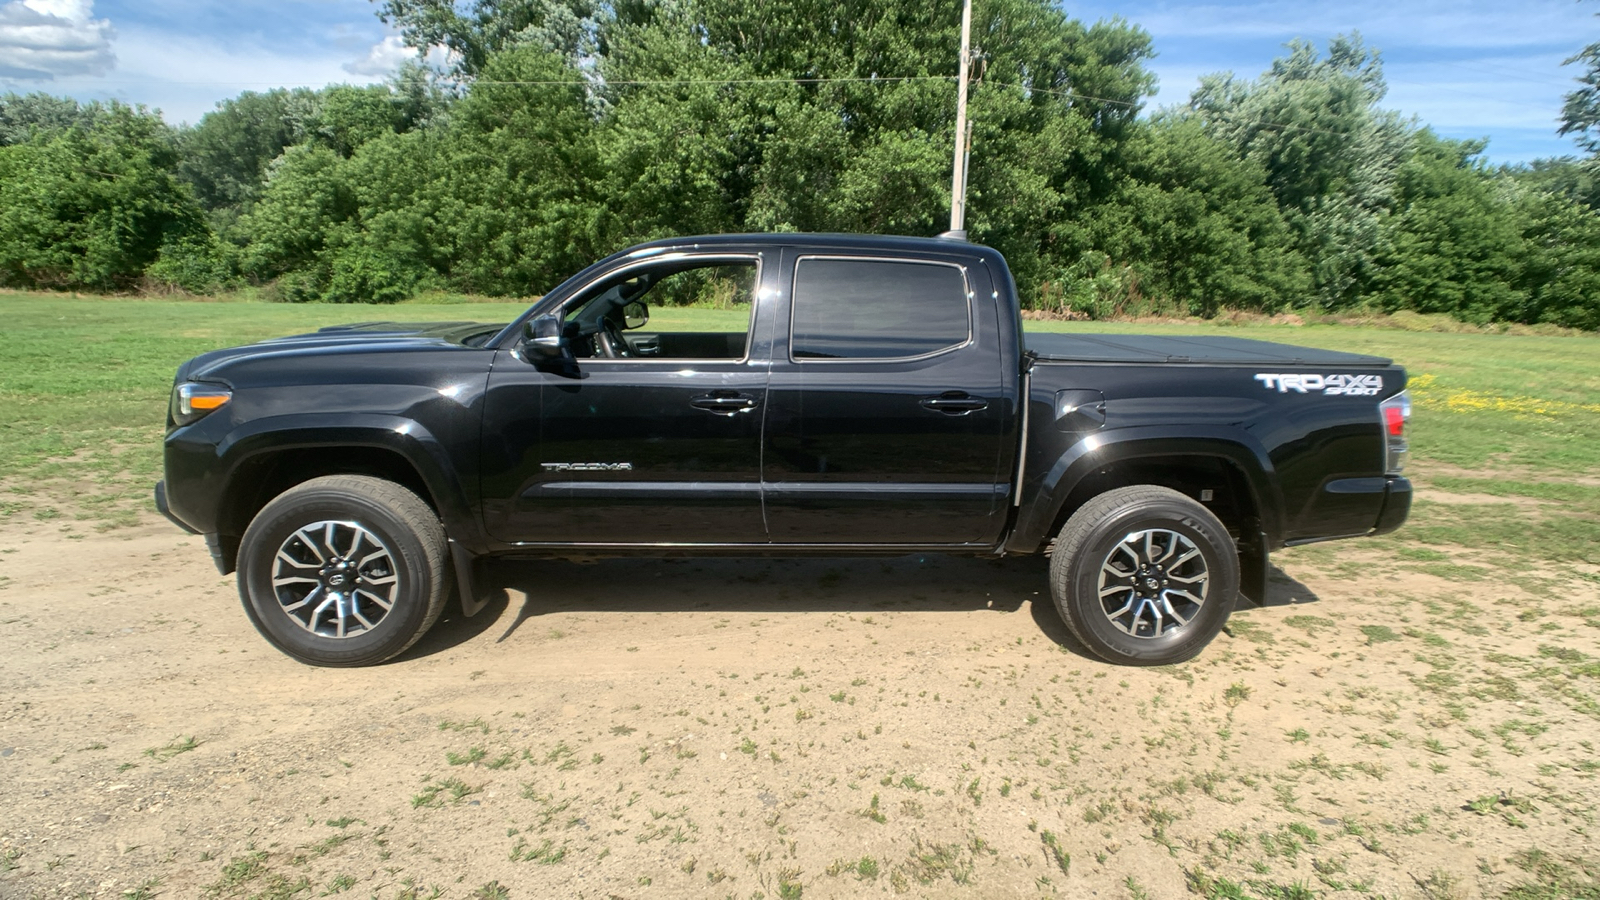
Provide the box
[1,505,1597,900]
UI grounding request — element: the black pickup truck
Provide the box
[157,233,1412,668]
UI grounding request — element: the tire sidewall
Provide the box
[239,488,437,666]
[1066,498,1238,666]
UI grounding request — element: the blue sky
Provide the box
[1072,0,1596,164]
[0,0,1592,164]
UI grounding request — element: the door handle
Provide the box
[691,392,759,415]
[920,392,988,415]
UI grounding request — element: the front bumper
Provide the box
[157,481,232,574]
[153,481,198,534]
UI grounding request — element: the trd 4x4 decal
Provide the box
[1254,373,1383,396]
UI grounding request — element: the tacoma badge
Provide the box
[540,462,635,472]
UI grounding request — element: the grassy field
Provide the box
[0,292,529,528]
[4,287,1598,606]
[4,290,1598,528]
[2,291,1599,898]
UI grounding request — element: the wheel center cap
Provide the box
[328,573,347,587]
[1144,577,1161,590]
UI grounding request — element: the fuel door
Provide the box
[1054,389,1106,431]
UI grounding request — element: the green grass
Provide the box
[143,735,200,760]
[0,292,509,526]
[5,290,1600,528]
[1030,317,1600,474]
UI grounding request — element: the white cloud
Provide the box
[88,23,385,122]
[343,34,417,77]
[0,0,114,80]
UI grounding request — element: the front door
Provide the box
[480,256,771,544]
[762,253,1011,545]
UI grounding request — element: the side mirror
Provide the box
[520,314,579,376]
[522,314,565,358]
[622,301,649,330]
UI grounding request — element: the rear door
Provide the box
[761,251,1011,545]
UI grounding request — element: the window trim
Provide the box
[559,253,763,365]
[788,255,974,364]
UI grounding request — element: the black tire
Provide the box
[237,475,448,667]
[1048,485,1238,666]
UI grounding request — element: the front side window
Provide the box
[564,260,757,360]
[790,258,970,360]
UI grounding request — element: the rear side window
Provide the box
[791,258,970,360]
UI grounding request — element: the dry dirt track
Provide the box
[1,513,1596,900]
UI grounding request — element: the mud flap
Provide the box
[1236,529,1270,607]
[449,539,490,618]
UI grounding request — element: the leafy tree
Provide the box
[292,74,448,158]
[1190,34,1395,211]
[429,46,604,293]
[271,0,1306,308]
[373,0,597,76]
[1508,156,1600,210]
[178,71,448,217]
[5,3,1588,324]
[1187,34,1415,309]
[1514,183,1600,329]
[237,45,601,301]
[961,9,1156,295]
[1078,117,1307,316]
[177,89,307,214]
[593,0,1162,303]
[1372,133,1529,323]
[236,144,355,298]
[0,103,207,290]
[0,93,110,146]
[1561,12,1600,157]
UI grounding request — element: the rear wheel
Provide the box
[237,475,448,667]
[1049,486,1238,666]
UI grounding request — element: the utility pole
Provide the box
[948,0,973,236]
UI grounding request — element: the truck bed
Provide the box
[1026,333,1391,367]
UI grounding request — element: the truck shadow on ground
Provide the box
[1221,565,1325,641]
[404,557,1322,664]
[405,554,1067,660]
[1257,565,1323,609]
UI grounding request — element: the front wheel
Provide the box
[1049,486,1238,666]
[237,475,448,667]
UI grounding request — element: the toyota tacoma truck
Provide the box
[156,233,1412,668]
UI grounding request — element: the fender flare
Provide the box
[212,413,483,552]
[1005,425,1283,555]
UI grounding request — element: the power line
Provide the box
[1435,59,1580,90]
[984,81,1371,141]
[13,75,957,88]
[441,71,1386,143]
[7,70,1528,145]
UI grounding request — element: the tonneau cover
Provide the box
[1026,333,1391,367]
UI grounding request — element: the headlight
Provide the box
[170,382,232,427]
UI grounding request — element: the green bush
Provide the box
[2,11,1598,326]
[0,103,206,290]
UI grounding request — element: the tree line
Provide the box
[1,0,1598,329]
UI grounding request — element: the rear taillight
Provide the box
[1378,391,1411,474]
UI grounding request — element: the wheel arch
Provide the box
[1008,428,1282,558]
[209,417,477,574]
